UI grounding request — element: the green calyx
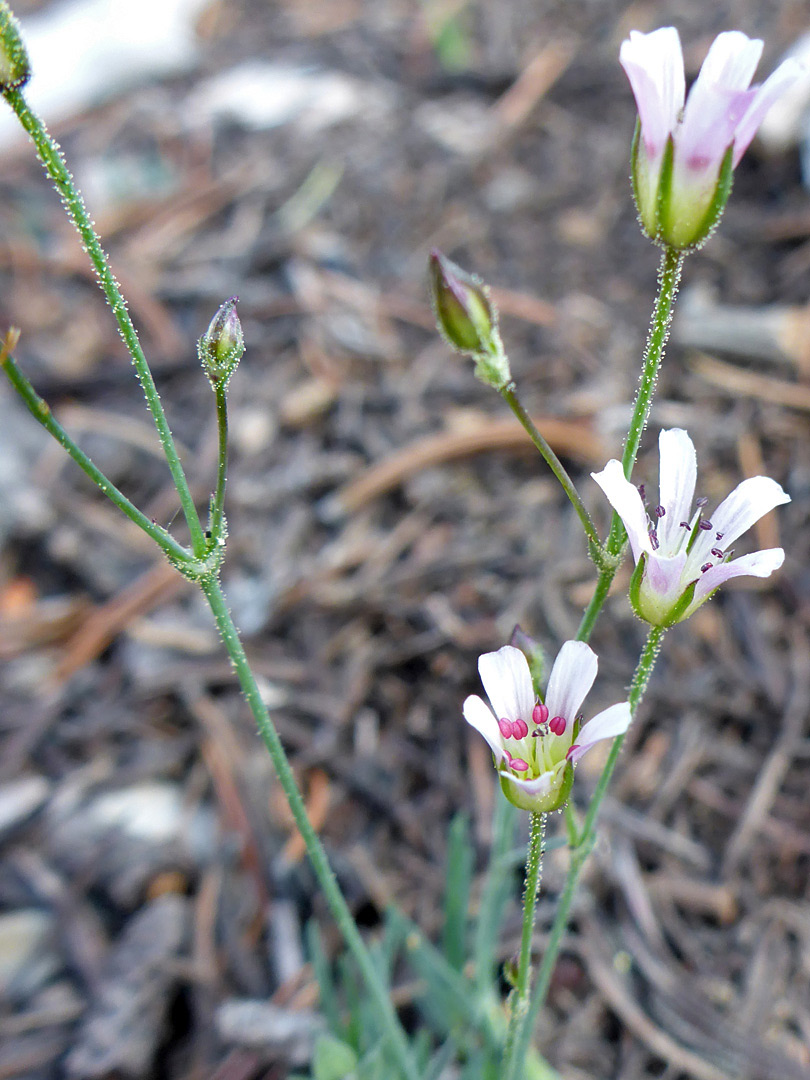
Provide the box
[500,761,573,814]
[429,248,511,389]
[198,297,244,389]
[630,553,700,627]
[630,128,735,251]
[0,2,30,92]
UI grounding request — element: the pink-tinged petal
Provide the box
[569,702,632,763]
[678,33,763,170]
[591,459,651,563]
[478,645,535,724]
[706,476,790,551]
[678,84,754,170]
[620,27,685,159]
[545,641,597,726]
[692,547,785,604]
[695,31,763,92]
[643,550,688,602]
[732,57,805,166]
[504,768,556,798]
[463,694,507,765]
[656,428,697,551]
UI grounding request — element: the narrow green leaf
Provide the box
[306,921,344,1038]
[443,812,474,970]
[473,796,517,993]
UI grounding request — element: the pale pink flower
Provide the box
[621,28,802,248]
[463,642,631,812]
[592,428,790,626]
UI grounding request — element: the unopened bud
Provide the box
[428,249,511,389]
[198,297,244,389]
[0,3,31,92]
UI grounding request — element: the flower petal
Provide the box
[656,428,697,552]
[732,57,805,166]
[591,459,651,563]
[694,31,763,93]
[678,32,763,169]
[642,550,688,603]
[504,769,556,797]
[620,27,685,160]
[703,476,790,555]
[545,640,598,726]
[463,694,507,764]
[692,547,785,604]
[569,702,631,763]
[478,645,535,724]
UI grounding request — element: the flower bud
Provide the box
[428,249,511,389]
[197,297,244,389]
[0,3,31,92]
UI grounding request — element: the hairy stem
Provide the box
[199,575,420,1080]
[500,383,601,550]
[505,812,546,1061]
[2,87,206,556]
[1,345,190,563]
[576,245,685,641]
[209,385,228,541]
[503,625,665,1080]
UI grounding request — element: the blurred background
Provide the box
[1,0,810,1076]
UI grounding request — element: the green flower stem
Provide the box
[500,383,600,551]
[505,812,546,1061]
[502,626,665,1080]
[575,564,615,643]
[1,346,190,564]
[2,87,206,558]
[606,245,684,557]
[198,574,420,1080]
[209,384,228,541]
[575,245,684,643]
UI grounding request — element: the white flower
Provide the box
[621,28,802,248]
[592,428,790,626]
[463,642,631,813]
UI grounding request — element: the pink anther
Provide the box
[532,702,549,725]
[509,757,530,772]
[512,719,529,739]
[498,718,513,739]
[549,715,566,736]
[566,744,579,760]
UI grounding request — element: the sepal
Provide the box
[0,2,30,92]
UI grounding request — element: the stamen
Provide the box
[715,531,724,541]
[698,520,712,531]
[512,719,529,740]
[649,530,659,551]
[655,505,665,518]
[532,702,549,726]
[680,521,690,529]
[510,757,529,772]
[710,547,724,559]
[532,730,542,738]
[498,718,513,739]
[637,483,646,500]
[566,744,579,761]
[696,497,708,507]
[701,562,712,573]
[549,715,566,736]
